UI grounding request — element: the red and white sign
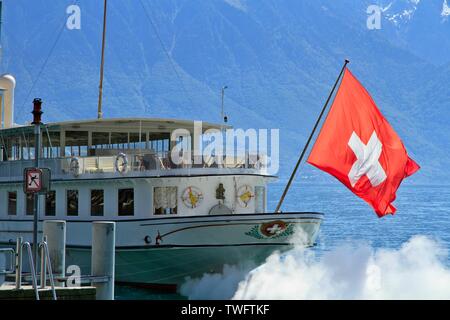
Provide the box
[25,168,42,193]
[307,68,420,217]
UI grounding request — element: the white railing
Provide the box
[0,158,63,178]
[0,152,268,179]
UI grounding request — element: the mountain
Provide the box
[378,0,450,66]
[0,0,449,183]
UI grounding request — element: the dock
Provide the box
[0,284,96,300]
[0,221,116,300]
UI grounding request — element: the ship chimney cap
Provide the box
[0,74,16,88]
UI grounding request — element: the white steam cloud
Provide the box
[180,264,256,300]
[180,235,450,300]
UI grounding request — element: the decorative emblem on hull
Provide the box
[245,220,294,240]
[181,186,204,208]
[237,185,254,208]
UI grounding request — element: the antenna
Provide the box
[97,0,108,119]
[221,85,228,123]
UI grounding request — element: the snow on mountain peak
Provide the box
[442,0,450,19]
[382,0,449,25]
[383,0,421,26]
[223,0,247,12]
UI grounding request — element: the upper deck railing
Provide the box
[0,152,270,182]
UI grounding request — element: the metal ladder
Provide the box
[0,247,15,285]
[38,236,57,300]
[15,237,57,300]
[15,237,40,300]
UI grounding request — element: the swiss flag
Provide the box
[307,68,420,217]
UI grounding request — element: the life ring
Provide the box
[115,153,128,173]
[69,157,80,176]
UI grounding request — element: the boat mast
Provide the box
[0,1,3,62]
[97,0,108,119]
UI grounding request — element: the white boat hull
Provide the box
[0,212,322,288]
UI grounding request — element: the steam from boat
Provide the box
[180,232,450,299]
[180,264,257,300]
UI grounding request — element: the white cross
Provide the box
[267,224,282,235]
[347,131,387,187]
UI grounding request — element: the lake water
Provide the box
[116,181,450,299]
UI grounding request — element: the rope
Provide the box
[138,0,196,110]
[19,0,80,112]
[19,0,196,117]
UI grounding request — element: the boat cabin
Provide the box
[0,118,273,221]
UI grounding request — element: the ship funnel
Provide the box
[0,74,16,129]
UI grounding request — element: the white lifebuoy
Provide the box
[69,157,80,176]
[115,153,128,173]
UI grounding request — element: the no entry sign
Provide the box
[25,168,42,193]
[23,168,51,194]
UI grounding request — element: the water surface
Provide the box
[116,182,450,299]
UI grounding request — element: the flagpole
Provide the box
[97,0,108,119]
[274,59,349,213]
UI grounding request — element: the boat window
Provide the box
[5,136,21,160]
[129,133,147,150]
[42,131,60,159]
[67,190,79,216]
[149,134,170,156]
[26,193,34,216]
[91,132,110,150]
[2,131,61,160]
[65,131,88,157]
[118,188,134,216]
[2,135,30,161]
[154,187,177,215]
[21,134,35,160]
[255,186,266,213]
[91,189,104,216]
[111,132,128,150]
[45,191,56,216]
[7,191,17,215]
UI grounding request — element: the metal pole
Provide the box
[43,220,66,287]
[221,87,224,121]
[92,221,115,300]
[15,237,22,289]
[41,241,57,300]
[221,85,227,123]
[32,98,42,267]
[0,1,3,61]
[40,235,47,289]
[23,242,39,300]
[97,0,108,119]
[0,251,4,285]
[275,59,349,213]
[33,125,40,267]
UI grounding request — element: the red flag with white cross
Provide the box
[307,68,420,217]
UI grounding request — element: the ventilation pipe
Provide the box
[0,74,16,129]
